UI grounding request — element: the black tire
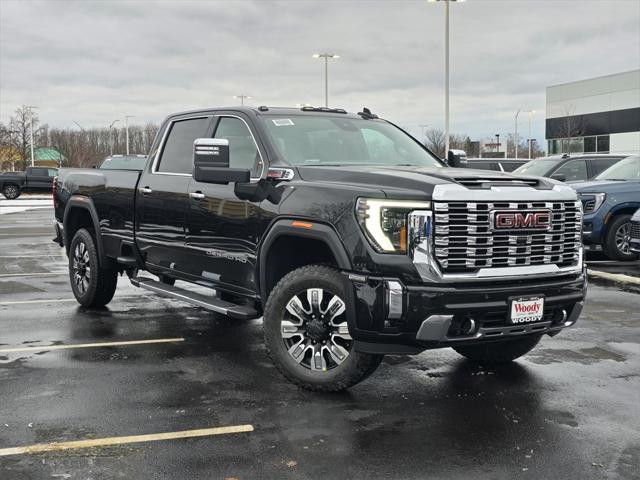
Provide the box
[69,228,118,307]
[2,184,21,199]
[453,334,542,364]
[603,214,638,261]
[263,265,383,392]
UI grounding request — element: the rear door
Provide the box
[136,115,214,274]
[184,113,267,294]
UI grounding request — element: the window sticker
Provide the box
[272,118,295,126]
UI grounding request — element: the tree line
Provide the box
[0,106,159,170]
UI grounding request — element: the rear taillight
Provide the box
[52,176,58,208]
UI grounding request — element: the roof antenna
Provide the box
[358,107,378,119]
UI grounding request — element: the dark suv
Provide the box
[54,106,586,391]
[514,154,626,183]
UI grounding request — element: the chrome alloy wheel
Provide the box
[615,222,632,254]
[281,288,352,372]
[72,241,91,294]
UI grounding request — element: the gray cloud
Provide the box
[1,0,639,144]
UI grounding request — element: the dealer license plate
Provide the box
[509,297,544,324]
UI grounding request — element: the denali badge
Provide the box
[492,211,551,231]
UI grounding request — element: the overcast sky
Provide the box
[1,0,639,144]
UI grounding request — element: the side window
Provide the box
[157,117,210,174]
[590,158,619,177]
[47,169,58,177]
[553,159,588,182]
[31,168,46,176]
[214,117,262,176]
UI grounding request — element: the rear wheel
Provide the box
[263,265,383,392]
[69,228,118,307]
[604,215,638,261]
[2,184,20,199]
[453,334,542,364]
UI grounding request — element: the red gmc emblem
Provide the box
[492,211,551,230]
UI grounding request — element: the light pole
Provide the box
[527,110,535,159]
[428,0,465,157]
[109,119,120,156]
[125,115,135,155]
[25,106,38,167]
[312,53,340,107]
[234,95,253,106]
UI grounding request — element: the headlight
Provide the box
[580,192,606,214]
[356,198,431,253]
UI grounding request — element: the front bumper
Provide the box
[345,270,587,355]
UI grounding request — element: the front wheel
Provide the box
[2,184,20,199]
[69,228,118,307]
[604,215,638,261]
[453,334,542,364]
[263,265,383,392]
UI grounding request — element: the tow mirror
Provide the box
[447,149,468,168]
[192,138,250,184]
[551,173,566,182]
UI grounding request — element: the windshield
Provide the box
[100,155,148,170]
[260,115,442,167]
[596,156,640,180]
[513,159,558,176]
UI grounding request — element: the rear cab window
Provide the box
[157,117,211,174]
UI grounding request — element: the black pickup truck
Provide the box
[1,166,58,199]
[54,106,586,391]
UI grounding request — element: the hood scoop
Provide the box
[453,176,540,189]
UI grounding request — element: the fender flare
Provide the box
[257,218,352,300]
[63,195,106,266]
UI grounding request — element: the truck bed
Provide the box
[55,168,141,258]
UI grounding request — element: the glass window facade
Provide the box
[547,135,609,155]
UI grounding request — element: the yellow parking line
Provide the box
[0,296,142,306]
[0,338,185,354]
[0,272,67,277]
[0,424,254,457]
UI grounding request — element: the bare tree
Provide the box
[2,106,40,170]
[424,128,446,158]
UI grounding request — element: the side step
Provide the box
[117,256,139,268]
[130,276,259,320]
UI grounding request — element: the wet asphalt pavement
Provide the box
[1,205,639,480]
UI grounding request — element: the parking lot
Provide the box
[1,200,639,479]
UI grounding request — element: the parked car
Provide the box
[573,155,640,260]
[99,154,148,170]
[513,154,627,183]
[630,208,640,254]
[0,166,58,199]
[464,158,529,173]
[54,105,586,391]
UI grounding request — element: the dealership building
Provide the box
[545,69,640,155]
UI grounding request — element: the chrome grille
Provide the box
[433,201,582,273]
[632,222,640,240]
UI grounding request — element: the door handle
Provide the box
[139,186,153,195]
[189,192,206,200]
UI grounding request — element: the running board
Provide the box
[130,276,259,320]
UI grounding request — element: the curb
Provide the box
[587,268,640,286]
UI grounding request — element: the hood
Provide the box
[295,165,556,198]
[571,179,640,194]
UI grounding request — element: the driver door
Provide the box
[184,113,267,295]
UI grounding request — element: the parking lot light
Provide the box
[312,53,340,107]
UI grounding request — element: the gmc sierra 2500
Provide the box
[54,106,586,391]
